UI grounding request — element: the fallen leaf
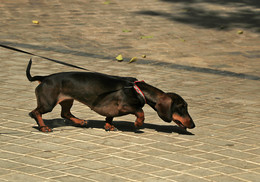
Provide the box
[237,30,243,34]
[103,1,110,4]
[179,38,185,42]
[116,54,123,62]
[173,35,185,42]
[32,20,39,24]
[129,57,137,63]
[122,29,131,32]
[140,35,153,39]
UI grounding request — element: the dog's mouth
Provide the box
[172,113,195,130]
[173,120,187,130]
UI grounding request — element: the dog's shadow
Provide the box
[33,118,194,135]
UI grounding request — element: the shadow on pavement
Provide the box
[1,41,259,80]
[33,118,194,135]
[136,0,260,32]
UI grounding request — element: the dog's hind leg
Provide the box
[29,82,60,132]
[29,109,52,132]
[60,99,88,127]
[29,101,54,132]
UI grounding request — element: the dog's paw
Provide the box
[80,120,88,127]
[70,118,88,127]
[39,126,53,132]
[104,125,118,132]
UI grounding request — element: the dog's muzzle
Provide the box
[172,114,195,130]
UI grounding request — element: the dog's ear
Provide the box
[155,95,172,122]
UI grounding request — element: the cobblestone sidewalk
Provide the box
[0,0,259,181]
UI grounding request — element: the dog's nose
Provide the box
[190,121,195,129]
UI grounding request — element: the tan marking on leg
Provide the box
[134,109,145,128]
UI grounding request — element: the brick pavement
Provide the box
[0,0,259,181]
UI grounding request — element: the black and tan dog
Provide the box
[26,59,195,132]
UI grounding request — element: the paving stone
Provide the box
[68,159,110,170]
[45,163,74,171]
[97,156,141,168]
[139,148,172,156]
[11,156,58,167]
[15,165,50,174]
[141,177,173,182]
[134,156,180,169]
[215,149,258,159]
[1,173,46,182]
[151,169,181,178]
[111,151,145,160]
[119,170,154,180]
[0,151,23,160]
[212,165,246,174]
[147,142,188,153]
[185,167,220,177]
[218,158,260,169]
[169,174,210,182]
[0,159,25,169]
[87,172,128,182]
[60,167,95,177]
[233,172,260,182]
[51,175,91,182]
[1,144,41,155]
[207,174,247,182]
[160,153,206,164]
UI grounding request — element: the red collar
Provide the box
[133,81,146,103]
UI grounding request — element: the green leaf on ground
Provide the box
[140,35,153,39]
[237,30,243,34]
[179,37,185,42]
[129,57,137,63]
[32,20,39,24]
[116,54,123,62]
[104,1,110,5]
[122,29,131,32]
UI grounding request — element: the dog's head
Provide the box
[155,92,195,130]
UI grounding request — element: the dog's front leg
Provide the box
[104,117,117,131]
[134,109,145,128]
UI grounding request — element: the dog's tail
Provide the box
[26,59,45,82]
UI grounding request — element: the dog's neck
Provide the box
[135,82,165,110]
